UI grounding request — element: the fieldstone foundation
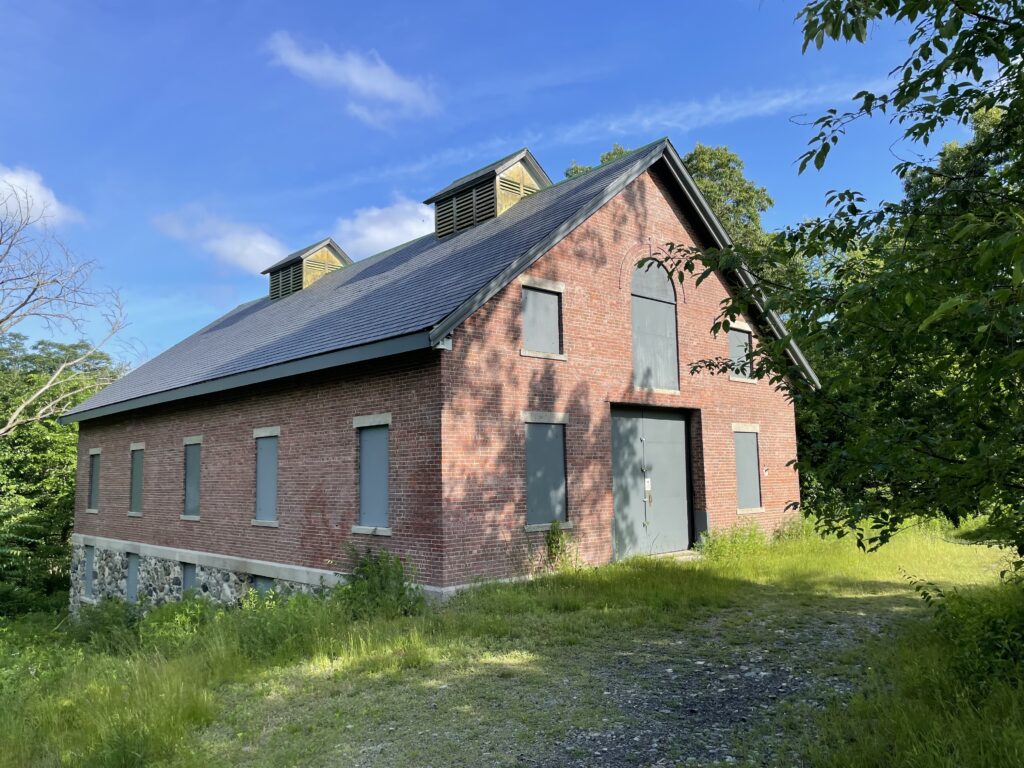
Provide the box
[70,543,326,613]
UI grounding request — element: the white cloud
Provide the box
[267,31,438,126]
[153,207,287,274]
[0,164,82,224]
[334,197,433,260]
[556,81,875,144]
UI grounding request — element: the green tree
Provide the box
[670,1,1024,558]
[564,144,632,178]
[0,335,119,611]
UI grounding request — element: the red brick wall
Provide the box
[439,166,800,585]
[73,164,800,591]
[73,352,445,584]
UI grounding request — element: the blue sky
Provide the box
[1,0,951,362]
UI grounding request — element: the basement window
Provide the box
[83,545,95,598]
[181,562,197,593]
[126,552,140,603]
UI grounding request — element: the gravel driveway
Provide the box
[519,599,899,768]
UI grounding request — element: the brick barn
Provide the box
[62,138,818,606]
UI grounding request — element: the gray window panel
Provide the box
[129,449,144,513]
[84,545,95,597]
[126,552,139,603]
[358,425,390,528]
[632,296,679,389]
[729,329,752,377]
[252,575,274,595]
[255,436,278,521]
[525,422,568,525]
[88,454,100,509]
[734,432,762,509]
[631,262,676,302]
[522,287,562,354]
[181,562,196,592]
[184,443,201,517]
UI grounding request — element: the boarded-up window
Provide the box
[729,328,753,378]
[631,264,678,390]
[126,552,139,603]
[88,453,101,510]
[734,432,762,509]
[255,436,278,522]
[525,423,567,525]
[129,449,144,514]
[522,287,562,354]
[358,426,389,527]
[84,545,95,597]
[184,444,201,517]
[181,562,196,592]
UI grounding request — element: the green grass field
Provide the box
[0,520,1019,767]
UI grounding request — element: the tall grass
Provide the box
[0,519,1013,767]
[808,583,1024,768]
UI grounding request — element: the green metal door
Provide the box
[611,407,690,559]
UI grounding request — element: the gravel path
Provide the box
[519,602,897,768]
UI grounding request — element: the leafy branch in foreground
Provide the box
[664,1,1024,557]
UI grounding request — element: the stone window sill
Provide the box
[351,525,392,537]
[520,349,567,362]
[524,521,573,533]
[80,596,98,605]
[127,511,143,518]
[252,519,279,528]
[85,508,99,515]
[729,375,757,384]
[180,514,201,522]
[737,507,765,515]
[633,386,681,395]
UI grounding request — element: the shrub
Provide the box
[343,548,424,620]
[696,522,767,562]
[544,520,577,571]
[138,595,220,653]
[68,598,143,653]
[933,583,1024,693]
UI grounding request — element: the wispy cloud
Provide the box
[0,163,82,224]
[153,207,286,274]
[334,196,433,260]
[555,81,874,144]
[267,31,438,127]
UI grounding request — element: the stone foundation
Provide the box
[70,543,329,613]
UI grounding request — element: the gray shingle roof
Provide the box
[66,141,671,420]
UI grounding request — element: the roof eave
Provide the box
[59,330,435,425]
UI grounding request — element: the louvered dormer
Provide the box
[424,149,551,238]
[262,237,352,300]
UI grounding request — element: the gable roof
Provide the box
[260,236,352,275]
[423,148,552,204]
[61,138,817,424]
